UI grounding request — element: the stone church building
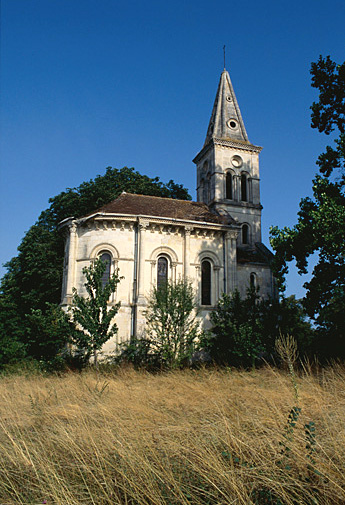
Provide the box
[60,68,274,353]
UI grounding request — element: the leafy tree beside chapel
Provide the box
[70,257,122,367]
[270,56,345,357]
[208,288,313,367]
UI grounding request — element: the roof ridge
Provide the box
[119,192,199,205]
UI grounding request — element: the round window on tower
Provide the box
[227,119,238,129]
[231,155,243,168]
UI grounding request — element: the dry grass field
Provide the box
[0,364,344,505]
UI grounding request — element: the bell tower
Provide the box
[193,68,263,246]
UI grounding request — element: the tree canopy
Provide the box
[209,288,313,367]
[270,56,345,357]
[0,167,191,366]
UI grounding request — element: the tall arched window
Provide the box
[250,272,257,289]
[157,256,168,288]
[226,172,233,199]
[201,260,211,305]
[242,224,249,244]
[241,173,247,202]
[99,252,111,288]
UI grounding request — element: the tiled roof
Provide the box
[88,192,232,225]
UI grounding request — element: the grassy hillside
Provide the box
[0,365,344,504]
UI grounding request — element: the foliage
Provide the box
[208,288,314,366]
[261,295,314,356]
[25,303,80,369]
[0,167,190,365]
[270,56,345,357]
[209,288,265,366]
[70,257,121,366]
[310,56,345,177]
[115,337,156,370]
[0,289,26,366]
[141,278,203,369]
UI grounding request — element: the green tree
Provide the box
[209,288,265,367]
[0,270,27,365]
[260,295,314,356]
[0,167,190,365]
[144,278,202,369]
[70,257,121,366]
[25,303,80,369]
[209,288,314,367]
[270,56,345,357]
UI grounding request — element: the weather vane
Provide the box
[223,45,226,69]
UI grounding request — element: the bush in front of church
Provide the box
[208,288,314,367]
[117,279,204,370]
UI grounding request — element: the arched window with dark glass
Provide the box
[99,252,111,288]
[226,172,233,199]
[157,256,168,288]
[250,272,257,288]
[241,173,247,202]
[242,224,249,244]
[201,260,211,305]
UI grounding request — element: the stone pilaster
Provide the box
[171,262,177,282]
[150,260,157,286]
[66,221,78,303]
[248,177,253,203]
[225,230,238,293]
[195,265,201,304]
[184,225,193,279]
[137,219,149,304]
[214,265,221,302]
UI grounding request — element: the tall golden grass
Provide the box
[0,364,344,504]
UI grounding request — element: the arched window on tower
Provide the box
[226,172,233,199]
[157,256,169,288]
[250,272,257,289]
[201,259,211,305]
[241,173,247,202]
[242,224,249,245]
[99,252,112,288]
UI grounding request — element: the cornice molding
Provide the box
[193,137,262,163]
[213,138,262,153]
[79,213,237,232]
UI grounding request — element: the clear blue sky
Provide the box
[1,0,344,298]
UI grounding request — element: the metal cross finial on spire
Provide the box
[223,45,226,70]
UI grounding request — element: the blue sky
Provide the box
[1,0,344,297]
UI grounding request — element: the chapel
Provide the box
[60,67,275,352]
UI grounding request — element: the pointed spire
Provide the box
[204,69,249,146]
